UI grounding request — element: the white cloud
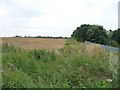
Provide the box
[0,6,6,17]
[0,0,119,37]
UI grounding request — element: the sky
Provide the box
[0,0,119,37]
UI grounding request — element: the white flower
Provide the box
[106,79,112,82]
[85,63,88,66]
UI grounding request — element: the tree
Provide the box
[111,28,120,44]
[71,24,110,45]
[71,24,91,41]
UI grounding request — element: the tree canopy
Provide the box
[71,24,110,45]
[111,28,120,44]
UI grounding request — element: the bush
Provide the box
[109,40,119,47]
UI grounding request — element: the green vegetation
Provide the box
[111,28,120,45]
[71,24,120,47]
[2,39,118,88]
[14,35,68,39]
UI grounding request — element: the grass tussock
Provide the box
[2,39,119,88]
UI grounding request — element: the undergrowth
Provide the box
[2,39,118,88]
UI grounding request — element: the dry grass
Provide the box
[2,37,66,50]
[85,44,102,58]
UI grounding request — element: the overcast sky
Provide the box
[0,0,119,37]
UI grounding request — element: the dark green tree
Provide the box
[71,24,91,41]
[111,28,120,44]
[71,24,110,45]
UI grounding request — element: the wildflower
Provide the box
[85,63,88,66]
[106,79,112,82]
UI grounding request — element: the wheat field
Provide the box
[2,37,66,50]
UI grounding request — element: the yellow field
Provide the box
[2,37,66,50]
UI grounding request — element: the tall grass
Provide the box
[2,39,118,88]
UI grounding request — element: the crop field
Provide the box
[2,37,66,50]
[1,38,119,88]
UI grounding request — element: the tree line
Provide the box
[71,24,120,47]
[14,35,68,39]
[13,24,120,47]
